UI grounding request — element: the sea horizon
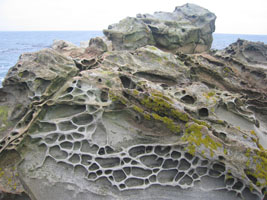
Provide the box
[1,31,267,86]
[0,30,267,35]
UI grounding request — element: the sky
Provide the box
[0,0,266,34]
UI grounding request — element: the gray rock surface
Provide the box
[0,4,266,200]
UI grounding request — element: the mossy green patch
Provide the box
[250,130,256,136]
[151,113,180,134]
[105,80,113,88]
[204,91,215,99]
[245,148,267,187]
[192,118,211,129]
[223,67,232,76]
[147,46,158,51]
[181,123,222,157]
[0,105,10,132]
[109,92,128,105]
[133,105,144,113]
[140,94,189,122]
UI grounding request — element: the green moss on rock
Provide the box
[151,113,181,134]
[181,123,222,157]
[140,93,189,122]
[0,105,10,132]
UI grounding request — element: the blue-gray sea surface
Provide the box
[0,31,267,87]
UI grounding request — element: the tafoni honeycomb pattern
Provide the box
[28,79,262,200]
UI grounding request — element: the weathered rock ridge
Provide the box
[104,3,216,53]
[0,4,266,200]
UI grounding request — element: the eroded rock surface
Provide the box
[104,3,216,53]
[0,4,266,200]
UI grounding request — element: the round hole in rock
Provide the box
[146,146,153,153]
[98,78,102,83]
[72,114,93,126]
[218,156,225,161]
[131,160,138,165]
[100,91,109,102]
[184,152,193,160]
[178,159,191,170]
[181,95,195,104]
[208,169,221,177]
[113,170,126,182]
[96,170,103,176]
[198,108,209,117]
[192,157,199,165]
[244,170,257,185]
[11,132,19,136]
[123,167,131,175]
[119,76,136,89]
[155,146,171,156]
[232,181,243,190]
[66,87,73,93]
[88,172,97,180]
[225,178,234,186]
[89,163,99,171]
[123,158,131,163]
[105,170,112,175]
[192,173,198,179]
[135,115,141,122]
[119,184,126,189]
[175,172,185,181]
[125,178,144,187]
[212,163,225,172]
[98,148,105,155]
[149,175,156,182]
[105,146,114,154]
[261,188,266,196]
[179,175,193,185]
[171,151,181,159]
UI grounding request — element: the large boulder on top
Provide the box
[104,3,216,53]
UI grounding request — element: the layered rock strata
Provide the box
[0,4,266,200]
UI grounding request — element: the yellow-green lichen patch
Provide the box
[147,46,158,51]
[181,123,222,157]
[143,113,151,120]
[151,92,173,103]
[151,113,181,134]
[109,91,128,105]
[192,118,211,129]
[254,150,267,186]
[140,93,189,122]
[250,130,256,136]
[105,80,113,88]
[133,105,144,113]
[141,95,171,113]
[0,105,10,132]
[170,109,189,122]
[203,91,215,99]
[245,148,267,188]
[223,67,232,76]
[133,89,139,96]
[224,148,228,155]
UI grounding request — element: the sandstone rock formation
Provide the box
[104,3,216,53]
[0,4,266,200]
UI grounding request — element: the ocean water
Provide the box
[0,31,267,87]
